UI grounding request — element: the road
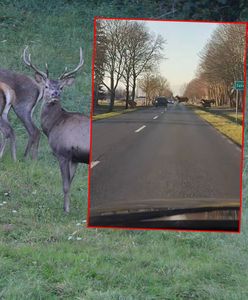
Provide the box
[89,103,241,223]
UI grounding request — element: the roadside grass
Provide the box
[223,112,243,122]
[207,108,243,124]
[1,1,248,299]
[93,108,137,120]
[188,105,242,146]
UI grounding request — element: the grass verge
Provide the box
[188,105,242,146]
[93,108,137,120]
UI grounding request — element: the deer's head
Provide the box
[23,47,84,103]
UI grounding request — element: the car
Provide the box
[154,96,168,107]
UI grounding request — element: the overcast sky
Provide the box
[143,20,218,95]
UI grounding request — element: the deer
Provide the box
[0,81,17,160]
[175,96,189,103]
[0,66,43,159]
[23,47,90,213]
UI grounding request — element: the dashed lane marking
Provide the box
[135,125,146,133]
[91,161,100,168]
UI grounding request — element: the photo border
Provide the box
[87,17,248,233]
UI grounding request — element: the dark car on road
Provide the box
[154,96,168,107]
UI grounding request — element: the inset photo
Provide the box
[88,18,247,232]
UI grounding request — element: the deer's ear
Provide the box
[61,77,75,87]
[35,73,45,84]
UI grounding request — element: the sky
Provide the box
[142,21,218,95]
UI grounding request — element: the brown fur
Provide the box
[0,69,42,159]
[0,81,17,160]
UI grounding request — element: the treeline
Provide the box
[184,24,246,108]
[138,73,172,106]
[94,19,166,112]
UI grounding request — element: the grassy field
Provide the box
[1,1,248,299]
[188,105,243,146]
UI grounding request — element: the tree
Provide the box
[183,77,207,103]
[139,72,172,106]
[97,20,127,112]
[94,20,107,111]
[198,24,246,107]
[119,21,165,108]
[128,24,165,102]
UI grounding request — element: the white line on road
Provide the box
[153,115,159,119]
[135,125,146,133]
[91,161,100,168]
[161,111,164,114]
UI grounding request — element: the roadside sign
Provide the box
[234,80,244,90]
[233,81,244,122]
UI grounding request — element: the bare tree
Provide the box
[198,24,246,107]
[139,72,172,106]
[183,77,208,103]
[120,21,165,108]
[95,20,165,111]
[94,20,107,111]
[97,20,127,112]
[128,24,165,102]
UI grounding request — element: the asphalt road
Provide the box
[89,103,241,217]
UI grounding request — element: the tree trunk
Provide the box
[109,75,115,112]
[131,76,136,102]
[109,90,115,112]
[125,75,130,109]
[94,84,99,113]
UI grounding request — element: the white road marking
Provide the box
[161,111,164,114]
[135,125,146,133]
[91,161,100,168]
[153,115,159,119]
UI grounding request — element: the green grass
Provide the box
[188,105,242,146]
[93,108,137,120]
[225,112,243,123]
[1,217,248,299]
[1,1,248,299]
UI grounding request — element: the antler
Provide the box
[59,47,84,80]
[23,46,48,79]
[45,63,49,78]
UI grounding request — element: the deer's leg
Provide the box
[13,108,40,159]
[58,157,71,213]
[0,118,16,160]
[9,127,16,161]
[1,102,17,161]
[69,161,78,184]
[0,129,7,158]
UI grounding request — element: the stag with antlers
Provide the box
[23,47,90,212]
